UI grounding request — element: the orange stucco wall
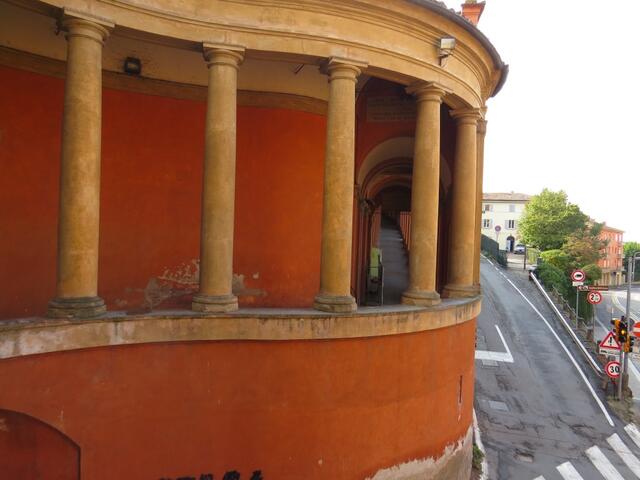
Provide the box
[0,66,325,318]
[0,319,476,479]
[0,409,80,479]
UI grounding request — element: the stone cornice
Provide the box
[19,0,502,107]
[0,297,481,359]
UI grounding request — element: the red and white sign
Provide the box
[578,285,590,292]
[605,360,621,379]
[587,291,603,305]
[633,324,640,338]
[495,225,501,232]
[571,269,586,282]
[599,332,621,356]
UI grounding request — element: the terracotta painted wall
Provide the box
[0,409,80,479]
[0,66,325,318]
[0,320,476,479]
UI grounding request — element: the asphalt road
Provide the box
[475,257,640,479]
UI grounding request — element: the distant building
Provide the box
[481,192,531,251]
[597,224,624,286]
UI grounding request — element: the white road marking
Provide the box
[532,476,545,480]
[475,325,514,363]
[586,445,624,480]
[607,433,640,477]
[609,292,639,321]
[625,423,640,450]
[557,461,584,479]
[503,273,615,426]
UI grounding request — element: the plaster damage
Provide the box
[367,427,473,480]
[115,260,267,311]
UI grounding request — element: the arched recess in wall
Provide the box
[353,136,453,304]
[0,409,80,479]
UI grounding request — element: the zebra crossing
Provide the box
[532,424,640,479]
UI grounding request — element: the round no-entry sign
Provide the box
[571,269,586,282]
[605,360,621,379]
[495,225,501,232]
[587,291,603,305]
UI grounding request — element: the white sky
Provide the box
[441,0,640,241]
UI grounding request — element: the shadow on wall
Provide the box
[0,409,80,479]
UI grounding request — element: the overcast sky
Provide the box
[441,0,640,241]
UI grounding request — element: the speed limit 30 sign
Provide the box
[605,360,621,379]
[587,291,603,305]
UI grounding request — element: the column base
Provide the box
[192,293,238,313]
[313,293,357,313]
[442,284,478,299]
[401,289,441,306]
[47,296,106,319]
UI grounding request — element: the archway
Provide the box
[506,235,515,252]
[0,409,80,479]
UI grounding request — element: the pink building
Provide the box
[598,224,624,286]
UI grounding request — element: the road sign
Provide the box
[587,291,603,305]
[599,331,621,355]
[605,361,621,379]
[571,269,586,282]
[495,225,501,232]
[589,285,609,291]
[572,281,584,287]
[577,285,590,292]
[633,324,640,338]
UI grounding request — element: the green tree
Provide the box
[518,189,588,251]
[540,249,571,273]
[582,263,602,283]
[624,241,640,281]
[562,223,606,270]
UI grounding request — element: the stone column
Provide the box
[314,57,366,313]
[47,13,113,319]
[192,44,244,313]
[443,108,482,298]
[472,117,487,289]
[401,83,447,306]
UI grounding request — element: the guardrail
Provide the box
[530,272,603,376]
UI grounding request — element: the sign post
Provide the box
[571,269,585,327]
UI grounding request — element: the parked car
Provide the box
[514,244,526,254]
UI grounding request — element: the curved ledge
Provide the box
[0,297,480,359]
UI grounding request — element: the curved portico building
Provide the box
[0,0,506,478]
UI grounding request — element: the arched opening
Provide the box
[0,409,80,479]
[506,235,515,252]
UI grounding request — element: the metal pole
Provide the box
[622,255,635,398]
[576,287,579,327]
[524,245,527,271]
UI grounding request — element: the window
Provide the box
[483,204,492,212]
[506,219,516,229]
[509,204,515,212]
[482,219,492,228]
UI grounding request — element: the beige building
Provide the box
[481,192,531,251]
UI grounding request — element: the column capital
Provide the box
[450,107,482,125]
[202,43,245,69]
[477,118,488,135]
[60,9,114,44]
[406,81,449,103]
[322,57,368,82]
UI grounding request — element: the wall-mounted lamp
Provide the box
[438,37,456,67]
[123,57,142,75]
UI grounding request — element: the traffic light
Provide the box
[619,321,628,345]
[612,318,620,340]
